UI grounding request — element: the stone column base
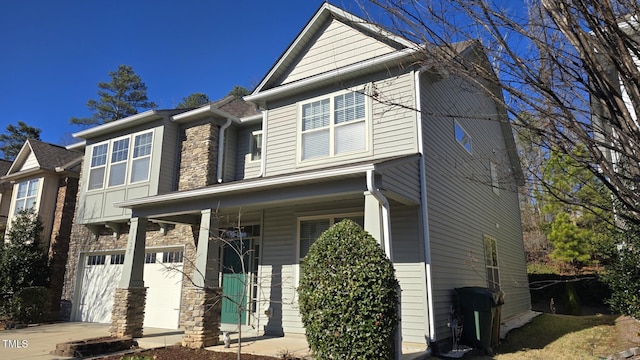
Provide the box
[110,287,147,338]
[182,287,222,348]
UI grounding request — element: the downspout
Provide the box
[217,118,233,183]
[257,109,267,177]
[366,169,392,259]
[415,69,437,343]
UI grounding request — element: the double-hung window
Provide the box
[298,214,364,260]
[14,179,40,214]
[301,90,366,160]
[87,131,153,190]
[484,235,500,291]
[250,130,262,161]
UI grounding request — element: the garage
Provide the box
[76,249,184,329]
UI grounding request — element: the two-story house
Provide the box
[0,159,12,236]
[0,139,82,317]
[61,3,530,353]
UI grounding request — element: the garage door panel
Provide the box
[144,258,183,329]
[78,255,123,323]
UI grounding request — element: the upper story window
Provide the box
[454,120,472,154]
[14,179,39,215]
[250,130,262,161]
[300,90,367,161]
[87,131,153,191]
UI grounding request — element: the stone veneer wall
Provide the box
[110,287,147,338]
[47,176,79,319]
[178,122,219,191]
[182,287,222,348]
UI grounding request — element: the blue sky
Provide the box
[0,1,368,145]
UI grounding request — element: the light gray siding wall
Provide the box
[158,123,178,193]
[264,71,418,177]
[235,125,261,180]
[255,199,429,345]
[390,205,429,343]
[420,73,530,341]
[224,126,237,182]
[282,19,396,85]
[381,158,421,205]
[22,152,39,171]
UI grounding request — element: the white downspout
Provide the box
[217,118,233,183]
[257,109,267,177]
[415,69,437,343]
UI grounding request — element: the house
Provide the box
[0,159,12,236]
[61,3,530,352]
[0,139,82,317]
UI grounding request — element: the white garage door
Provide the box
[77,250,184,329]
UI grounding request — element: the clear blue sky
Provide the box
[0,1,367,145]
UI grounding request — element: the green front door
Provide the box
[221,239,250,324]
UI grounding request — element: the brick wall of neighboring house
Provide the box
[178,122,219,190]
[47,176,79,319]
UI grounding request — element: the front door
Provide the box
[221,239,251,324]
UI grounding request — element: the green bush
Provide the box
[297,219,399,359]
[11,286,51,323]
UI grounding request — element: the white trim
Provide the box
[73,110,160,139]
[171,104,239,124]
[245,48,419,103]
[116,162,377,208]
[217,118,233,183]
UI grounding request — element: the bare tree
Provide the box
[361,0,640,227]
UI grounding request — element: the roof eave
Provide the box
[72,110,163,140]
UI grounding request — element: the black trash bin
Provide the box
[455,286,503,355]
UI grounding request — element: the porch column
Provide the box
[110,217,147,338]
[364,191,384,244]
[182,208,222,348]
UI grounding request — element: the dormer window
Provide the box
[87,130,153,191]
[300,90,367,161]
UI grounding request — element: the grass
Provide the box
[471,313,629,359]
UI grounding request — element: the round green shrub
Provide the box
[297,219,399,359]
[12,286,51,324]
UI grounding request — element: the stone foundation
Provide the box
[110,287,147,338]
[182,287,222,348]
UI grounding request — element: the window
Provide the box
[111,253,125,265]
[145,252,157,264]
[87,255,106,266]
[250,130,262,161]
[87,131,153,190]
[454,121,472,154]
[165,251,184,263]
[484,236,500,290]
[14,179,39,215]
[301,90,366,160]
[88,144,108,190]
[298,215,364,259]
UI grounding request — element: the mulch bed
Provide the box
[97,345,298,360]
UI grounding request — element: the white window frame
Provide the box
[86,130,154,191]
[298,89,370,164]
[454,120,472,154]
[12,178,40,215]
[250,130,262,161]
[483,235,500,291]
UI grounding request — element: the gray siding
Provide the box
[224,126,238,182]
[420,73,530,341]
[382,158,421,205]
[158,123,179,193]
[264,71,418,177]
[235,124,261,180]
[282,18,395,85]
[255,198,428,345]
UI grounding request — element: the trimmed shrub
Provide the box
[297,219,399,359]
[12,286,51,323]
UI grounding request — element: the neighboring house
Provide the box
[0,159,12,237]
[61,3,530,353]
[0,139,82,317]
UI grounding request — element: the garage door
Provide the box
[77,250,184,329]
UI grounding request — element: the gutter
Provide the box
[415,69,437,342]
[217,118,233,183]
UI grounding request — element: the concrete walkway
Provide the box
[0,313,541,360]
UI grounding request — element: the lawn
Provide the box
[471,314,640,359]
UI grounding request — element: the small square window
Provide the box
[87,255,106,266]
[165,251,184,263]
[454,121,472,154]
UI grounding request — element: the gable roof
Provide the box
[247,2,417,103]
[4,139,82,178]
[0,159,11,177]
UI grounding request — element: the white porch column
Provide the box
[194,208,220,288]
[119,216,147,288]
[364,191,384,244]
